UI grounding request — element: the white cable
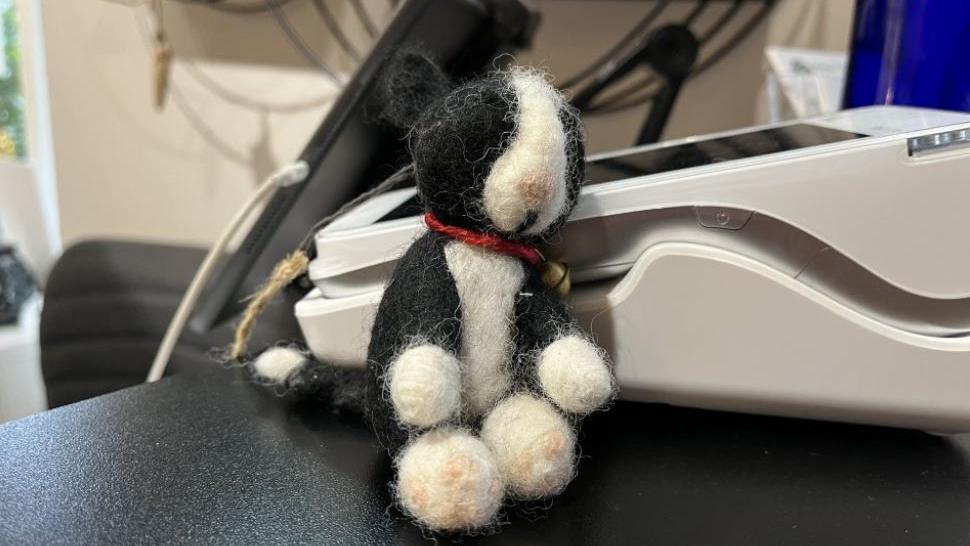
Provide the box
[145,161,310,382]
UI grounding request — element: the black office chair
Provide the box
[39,240,301,407]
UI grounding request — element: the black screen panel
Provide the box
[586,124,864,184]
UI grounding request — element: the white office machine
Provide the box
[296,106,970,433]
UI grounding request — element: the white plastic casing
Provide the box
[295,106,970,432]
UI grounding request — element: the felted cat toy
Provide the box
[246,55,616,533]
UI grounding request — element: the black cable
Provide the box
[349,0,379,38]
[692,1,774,75]
[169,0,296,15]
[697,0,745,43]
[585,0,740,114]
[179,0,370,65]
[311,0,364,62]
[265,0,342,82]
[180,61,336,112]
[683,0,710,25]
[557,0,670,90]
[588,0,773,115]
[573,0,708,112]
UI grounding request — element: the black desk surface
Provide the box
[2,370,969,545]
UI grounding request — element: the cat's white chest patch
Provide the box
[443,241,525,416]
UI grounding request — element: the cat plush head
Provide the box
[379,53,585,242]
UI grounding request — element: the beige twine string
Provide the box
[230,251,310,360]
[229,163,416,361]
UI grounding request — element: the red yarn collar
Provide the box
[424,212,543,267]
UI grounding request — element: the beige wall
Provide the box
[41,0,372,248]
[41,0,854,250]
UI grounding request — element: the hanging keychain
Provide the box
[151,0,172,110]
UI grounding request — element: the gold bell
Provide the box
[539,260,571,298]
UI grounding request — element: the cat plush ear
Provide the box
[372,49,452,130]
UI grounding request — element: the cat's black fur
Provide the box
[273,53,588,458]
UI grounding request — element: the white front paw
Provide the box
[389,344,461,428]
[536,335,614,414]
[252,346,307,383]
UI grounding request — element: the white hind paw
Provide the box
[481,394,576,498]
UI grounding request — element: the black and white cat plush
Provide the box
[249,55,615,533]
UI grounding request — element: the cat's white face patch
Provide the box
[482,71,569,236]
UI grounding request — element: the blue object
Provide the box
[843,0,970,112]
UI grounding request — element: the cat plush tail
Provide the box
[245,50,451,416]
[250,347,368,414]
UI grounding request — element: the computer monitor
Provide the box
[190,0,536,332]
